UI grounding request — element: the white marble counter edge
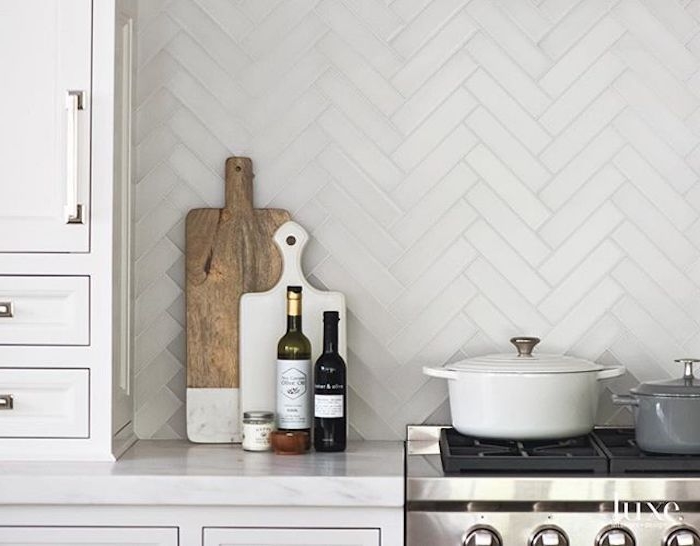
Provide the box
[0,441,405,508]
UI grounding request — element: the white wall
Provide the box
[133,0,700,440]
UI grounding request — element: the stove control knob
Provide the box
[666,528,700,546]
[596,527,635,546]
[463,527,502,546]
[530,527,569,546]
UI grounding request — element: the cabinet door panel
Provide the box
[203,528,379,546]
[0,527,178,545]
[0,0,91,252]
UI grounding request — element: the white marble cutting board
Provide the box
[239,221,346,424]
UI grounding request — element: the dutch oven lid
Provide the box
[632,359,700,397]
[445,337,604,374]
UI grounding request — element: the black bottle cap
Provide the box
[287,286,302,293]
[323,311,340,322]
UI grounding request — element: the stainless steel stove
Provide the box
[406,426,700,546]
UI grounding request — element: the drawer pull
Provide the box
[0,302,12,318]
[0,395,14,410]
[65,90,85,225]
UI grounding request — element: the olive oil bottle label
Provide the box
[314,394,344,418]
[276,359,311,429]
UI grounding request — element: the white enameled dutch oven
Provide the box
[423,337,626,440]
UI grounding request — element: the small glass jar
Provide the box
[242,411,274,452]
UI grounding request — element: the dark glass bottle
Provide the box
[314,311,347,452]
[276,286,312,438]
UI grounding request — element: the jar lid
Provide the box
[243,411,274,420]
[632,359,700,398]
[445,337,603,374]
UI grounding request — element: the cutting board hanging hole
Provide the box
[286,235,296,246]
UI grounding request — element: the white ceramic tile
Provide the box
[539,0,616,59]
[466,145,550,229]
[539,165,625,247]
[465,221,550,304]
[391,49,476,134]
[318,33,403,116]
[316,0,402,78]
[392,88,476,171]
[466,107,550,191]
[466,258,550,334]
[613,184,699,267]
[467,182,550,266]
[318,108,403,190]
[467,0,549,77]
[317,146,402,227]
[615,72,699,156]
[614,0,698,78]
[133,0,700,439]
[540,54,625,136]
[540,127,625,209]
[389,238,477,318]
[614,35,698,118]
[539,17,624,97]
[317,71,402,154]
[539,202,624,285]
[391,124,477,209]
[389,200,477,286]
[391,0,466,58]
[613,146,698,230]
[465,70,551,153]
[465,32,550,116]
[614,110,697,193]
[391,10,476,96]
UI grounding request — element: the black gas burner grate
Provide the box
[439,428,609,474]
[592,428,700,475]
[439,427,700,475]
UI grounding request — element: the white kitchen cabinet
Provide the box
[0,527,178,545]
[0,0,137,461]
[0,276,89,345]
[203,528,380,546]
[0,0,91,253]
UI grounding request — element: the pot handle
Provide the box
[423,366,458,381]
[596,365,625,380]
[612,394,639,407]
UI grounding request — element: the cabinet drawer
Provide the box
[0,368,89,438]
[0,527,178,544]
[204,528,379,546]
[0,276,89,345]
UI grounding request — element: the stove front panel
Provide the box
[407,510,700,546]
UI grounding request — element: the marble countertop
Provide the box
[0,440,404,507]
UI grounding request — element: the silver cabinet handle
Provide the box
[0,302,12,318]
[0,395,13,410]
[65,90,85,224]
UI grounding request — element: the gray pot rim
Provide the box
[630,389,700,399]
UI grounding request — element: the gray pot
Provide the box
[613,358,700,454]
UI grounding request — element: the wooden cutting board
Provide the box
[239,221,346,425]
[186,157,290,443]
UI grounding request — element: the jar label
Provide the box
[277,359,311,428]
[314,394,344,418]
[242,423,273,451]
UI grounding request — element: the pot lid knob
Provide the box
[675,358,700,380]
[510,337,541,357]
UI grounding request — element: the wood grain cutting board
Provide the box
[239,221,346,425]
[186,157,290,443]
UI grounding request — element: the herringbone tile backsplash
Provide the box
[133,0,700,440]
